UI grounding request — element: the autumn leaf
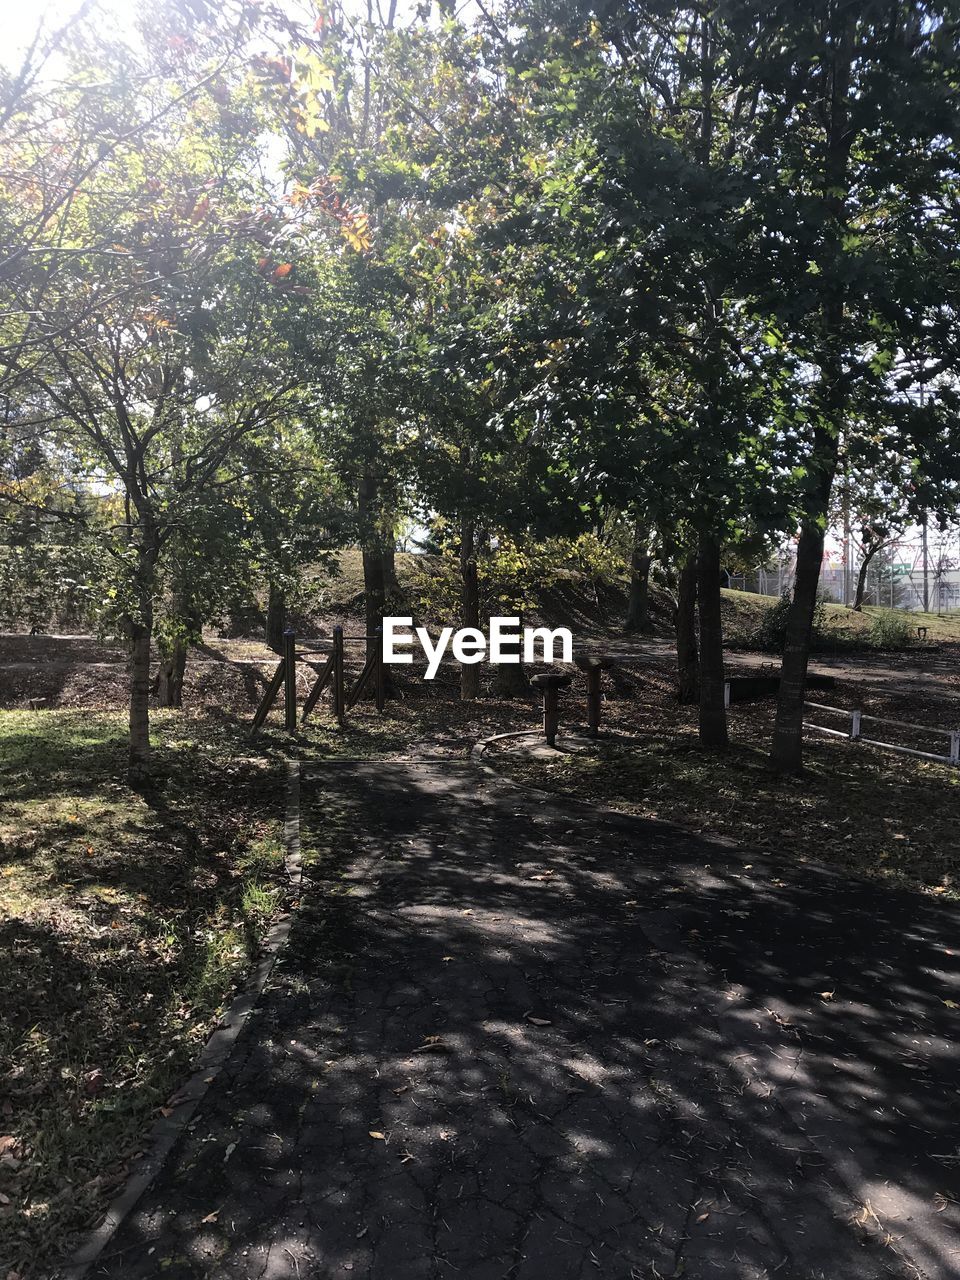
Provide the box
[272,263,293,279]
[368,1130,386,1140]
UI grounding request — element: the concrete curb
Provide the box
[60,760,304,1280]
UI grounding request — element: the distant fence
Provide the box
[803,701,960,767]
[728,567,960,613]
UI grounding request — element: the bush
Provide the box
[747,591,828,653]
[751,591,793,651]
[867,610,913,649]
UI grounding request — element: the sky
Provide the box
[0,0,484,70]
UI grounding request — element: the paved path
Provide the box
[89,762,960,1280]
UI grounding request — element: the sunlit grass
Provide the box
[0,710,287,1278]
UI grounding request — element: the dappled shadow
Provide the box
[85,762,955,1280]
[0,717,129,803]
[671,848,960,1278]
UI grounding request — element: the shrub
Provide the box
[747,590,828,653]
[751,592,793,651]
[867,610,913,649]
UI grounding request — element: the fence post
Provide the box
[374,625,385,713]
[332,625,345,727]
[283,628,297,734]
[950,730,960,766]
[850,709,861,740]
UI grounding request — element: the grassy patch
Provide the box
[492,723,960,897]
[722,587,960,649]
[0,711,287,1278]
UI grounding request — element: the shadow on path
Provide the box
[88,762,959,1280]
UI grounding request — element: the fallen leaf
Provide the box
[696,1212,710,1223]
[368,1131,386,1140]
[943,1000,958,1009]
[201,1209,219,1224]
[525,1015,552,1026]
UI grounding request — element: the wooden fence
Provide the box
[250,626,384,737]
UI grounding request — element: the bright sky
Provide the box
[1,0,77,60]
[0,0,483,70]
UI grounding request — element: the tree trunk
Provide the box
[625,524,653,633]
[770,11,853,773]
[492,663,529,698]
[853,544,882,611]
[362,542,387,653]
[128,601,153,786]
[675,554,699,704]
[358,471,394,696]
[460,515,481,701]
[770,521,827,771]
[696,533,727,747]
[492,610,528,698]
[266,582,285,653]
[383,543,398,594]
[158,635,188,708]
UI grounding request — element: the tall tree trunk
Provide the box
[383,543,398,594]
[266,582,285,653]
[492,609,529,698]
[128,572,155,786]
[853,543,883,611]
[853,558,869,612]
[769,13,852,774]
[158,635,189,708]
[697,533,727,747]
[459,514,481,701]
[625,524,653,633]
[676,554,699,704]
[358,471,394,697]
[770,521,827,771]
[358,473,385,651]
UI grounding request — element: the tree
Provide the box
[2,22,303,779]
[757,0,960,770]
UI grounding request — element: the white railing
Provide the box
[802,700,960,766]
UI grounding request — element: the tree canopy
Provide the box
[2,0,958,777]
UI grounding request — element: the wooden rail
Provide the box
[249,626,384,737]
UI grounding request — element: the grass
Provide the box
[722,587,960,648]
[0,710,288,1278]
[491,716,960,898]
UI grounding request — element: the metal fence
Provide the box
[727,566,960,614]
[802,700,960,767]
